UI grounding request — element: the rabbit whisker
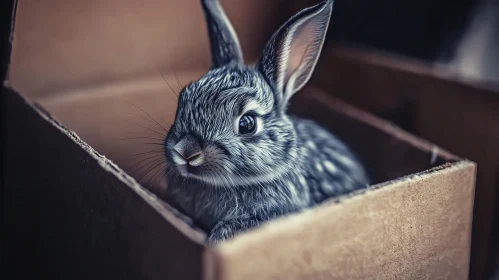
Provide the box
[160,71,179,98]
[126,112,170,133]
[137,159,165,183]
[121,136,165,142]
[131,148,165,157]
[172,69,184,91]
[125,100,171,132]
[123,120,166,137]
[147,162,167,189]
[131,157,165,176]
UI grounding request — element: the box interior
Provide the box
[5,0,462,237]
[1,85,475,280]
[310,45,499,279]
[6,0,290,98]
[30,72,457,195]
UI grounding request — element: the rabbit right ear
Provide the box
[257,0,333,109]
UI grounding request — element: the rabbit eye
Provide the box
[238,114,256,135]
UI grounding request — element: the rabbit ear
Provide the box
[258,0,333,108]
[201,0,244,68]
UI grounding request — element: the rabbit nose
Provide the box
[173,135,202,161]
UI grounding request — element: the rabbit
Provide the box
[162,0,370,244]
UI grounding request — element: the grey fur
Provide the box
[201,0,244,67]
[163,0,369,243]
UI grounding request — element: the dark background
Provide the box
[1,0,15,81]
[327,0,476,62]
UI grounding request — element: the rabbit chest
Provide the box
[164,176,311,231]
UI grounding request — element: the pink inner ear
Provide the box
[283,13,327,96]
[286,22,317,77]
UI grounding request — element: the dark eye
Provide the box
[238,114,256,135]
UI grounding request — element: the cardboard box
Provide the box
[311,45,499,279]
[3,0,476,279]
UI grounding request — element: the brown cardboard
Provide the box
[7,0,288,98]
[312,45,499,279]
[2,87,206,280]
[3,0,477,279]
[3,82,476,279]
[212,162,475,280]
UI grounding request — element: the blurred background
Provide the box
[1,0,498,279]
[7,0,497,85]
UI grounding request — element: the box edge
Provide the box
[213,159,476,254]
[2,86,207,244]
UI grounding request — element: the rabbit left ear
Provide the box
[258,0,333,108]
[201,0,244,68]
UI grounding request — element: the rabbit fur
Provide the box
[162,0,370,243]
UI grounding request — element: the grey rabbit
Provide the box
[163,0,370,243]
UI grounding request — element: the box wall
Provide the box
[7,0,287,98]
[212,162,475,280]
[2,78,477,280]
[2,88,205,280]
[312,45,499,279]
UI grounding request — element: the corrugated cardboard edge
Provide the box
[4,83,476,280]
[203,160,477,279]
[2,86,207,245]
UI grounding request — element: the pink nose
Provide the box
[173,135,202,161]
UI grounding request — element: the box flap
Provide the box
[208,161,476,280]
[2,86,207,280]
[6,0,286,98]
[311,45,499,279]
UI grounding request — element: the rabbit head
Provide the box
[165,0,334,187]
